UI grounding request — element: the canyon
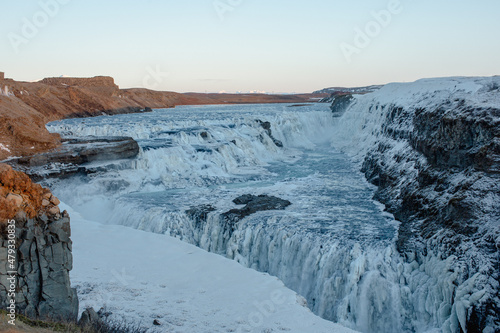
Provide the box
[0,74,499,332]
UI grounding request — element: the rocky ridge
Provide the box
[222,194,292,224]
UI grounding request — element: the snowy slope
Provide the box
[63,203,357,333]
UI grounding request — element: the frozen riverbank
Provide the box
[65,203,356,333]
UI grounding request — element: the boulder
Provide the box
[50,195,60,206]
[78,308,104,329]
[6,193,23,207]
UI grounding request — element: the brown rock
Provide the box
[0,163,47,220]
[42,199,50,207]
[6,193,23,207]
[48,206,60,216]
[50,195,60,206]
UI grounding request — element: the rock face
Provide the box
[185,205,216,225]
[222,194,291,224]
[40,76,118,89]
[330,94,353,117]
[18,136,140,166]
[0,163,78,321]
[255,120,283,147]
[8,136,140,180]
[332,77,500,332]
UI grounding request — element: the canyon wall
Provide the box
[331,77,500,332]
[0,163,78,321]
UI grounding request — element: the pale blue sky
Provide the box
[1,0,499,93]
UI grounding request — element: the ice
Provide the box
[329,76,500,333]
[1,85,14,97]
[64,202,356,333]
[47,104,406,331]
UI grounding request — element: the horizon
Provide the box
[1,1,499,93]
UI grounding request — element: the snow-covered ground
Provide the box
[64,203,357,333]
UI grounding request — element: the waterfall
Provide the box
[46,93,498,333]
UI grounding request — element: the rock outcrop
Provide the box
[255,120,283,147]
[185,204,216,225]
[16,136,140,166]
[78,307,104,330]
[0,163,78,322]
[9,136,140,181]
[330,94,353,117]
[222,194,291,225]
[40,76,119,90]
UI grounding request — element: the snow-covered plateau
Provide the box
[44,76,499,333]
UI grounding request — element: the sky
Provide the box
[1,0,499,93]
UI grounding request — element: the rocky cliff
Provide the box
[331,77,500,332]
[0,163,78,322]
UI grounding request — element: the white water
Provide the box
[46,103,458,332]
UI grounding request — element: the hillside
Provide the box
[0,74,325,160]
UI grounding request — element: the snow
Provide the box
[0,144,10,152]
[63,202,357,333]
[1,86,14,97]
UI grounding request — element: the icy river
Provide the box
[45,103,430,332]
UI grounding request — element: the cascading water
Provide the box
[45,103,453,332]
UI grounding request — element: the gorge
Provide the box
[1,75,499,333]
